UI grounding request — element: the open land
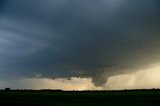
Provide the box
[0,89,160,106]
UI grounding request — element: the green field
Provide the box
[0,89,160,106]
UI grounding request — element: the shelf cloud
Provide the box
[0,0,160,87]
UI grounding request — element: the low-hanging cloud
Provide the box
[0,0,160,86]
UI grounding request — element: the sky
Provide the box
[0,0,160,90]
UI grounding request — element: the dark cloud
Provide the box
[0,0,160,86]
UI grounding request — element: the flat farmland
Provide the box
[0,89,160,106]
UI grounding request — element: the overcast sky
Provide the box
[0,0,160,89]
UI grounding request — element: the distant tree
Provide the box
[5,88,10,91]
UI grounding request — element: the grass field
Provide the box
[0,89,160,106]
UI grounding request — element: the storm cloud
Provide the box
[0,0,160,86]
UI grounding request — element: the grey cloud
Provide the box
[0,0,160,86]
